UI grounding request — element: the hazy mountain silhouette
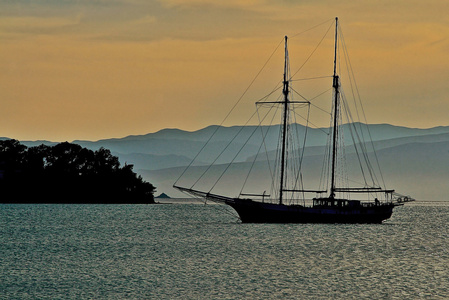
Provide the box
[144,138,449,202]
[5,123,449,201]
[68,123,449,162]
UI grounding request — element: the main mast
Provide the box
[279,36,289,205]
[330,17,339,199]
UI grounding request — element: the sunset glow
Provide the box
[1,0,448,141]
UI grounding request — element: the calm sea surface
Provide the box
[1,201,448,299]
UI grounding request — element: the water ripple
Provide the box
[0,204,448,299]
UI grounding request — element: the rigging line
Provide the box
[255,86,283,104]
[257,65,290,105]
[177,188,241,221]
[300,173,306,206]
[291,76,333,81]
[209,105,276,194]
[273,121,284,197]
[334,31,353,198]
[265,106,282,193]
[318,102,333,192]
[340,30,361,125]
[174,37,284,186]
[239,105,278,196]
[289,123,300,203]
[259,93,285,109]
[339,26,363,135]
[290,17,335,39]
[260,62,289,105]
[208,199,241,222]
[221,36,284,125]
[291,104,310,198]
[341,93,377,187]
[289,86,309,102]
[308,88,333,115]
[290,74,332,134]
[272,121,284,200]
[319,127,331,191]
[291,109,328,135]
[310,87,332,101]
[299,106,311,175]
[340,85,379,186]
[284,123,291,201]
[340,60,376,185]
[290,21,334,80]
[206,198,242,222]
[336,114,350,198]
[340,92,369,186]
[323,87,338,192]
[339,30,373,180]
[339,27,386,189]
[191,109,260,189]
[344,177,380,187]
[262,105,283,200]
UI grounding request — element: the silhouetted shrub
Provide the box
[0,140,155,203]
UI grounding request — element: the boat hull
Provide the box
[227,199,395,224]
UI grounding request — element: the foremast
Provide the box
[330,17,339,199]
[279,36,290,205]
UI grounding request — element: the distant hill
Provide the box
[64,123,449,168]
[144,139,449,202]
[128,124,449,201]
[5,123,449,201]
[115,152,199,171]
[0,138,57,148]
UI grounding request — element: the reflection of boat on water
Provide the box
[174,17,414,223]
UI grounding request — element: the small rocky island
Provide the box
[0,139,155,203]
[155,193,170,199]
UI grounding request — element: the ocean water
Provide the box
[1,201,448,299]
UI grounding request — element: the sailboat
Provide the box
[174,18,414,223]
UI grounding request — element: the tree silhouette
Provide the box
[0,140,155,203]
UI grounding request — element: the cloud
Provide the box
[158,0,264,9]
[133,15,157,25]
[1,0,449,141]
[0,15,82,32]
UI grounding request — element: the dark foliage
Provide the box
[0,140,155,203]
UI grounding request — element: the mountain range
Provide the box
[7,123,449,201]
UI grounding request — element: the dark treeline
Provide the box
[0,140,155,203]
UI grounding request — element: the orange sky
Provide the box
[1,0,448,141]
